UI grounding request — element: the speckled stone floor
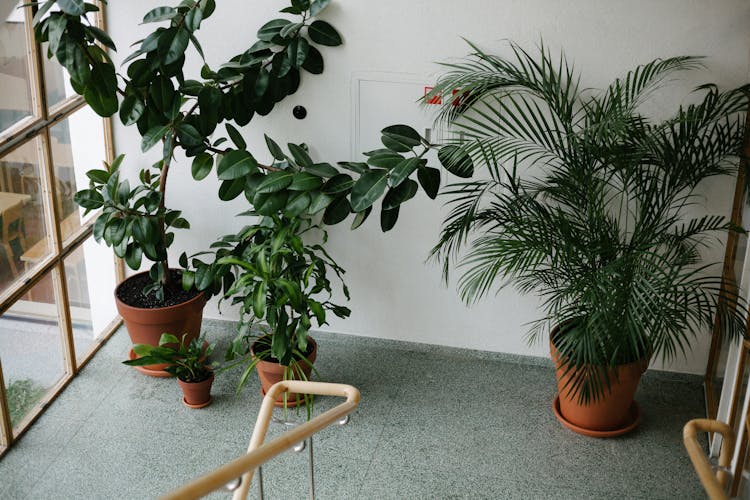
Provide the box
[0,319,707,499]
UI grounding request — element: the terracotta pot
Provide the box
[550,328,647,436]
[116,271,206,377]
[178,373,214,409]
[252,337,317,408]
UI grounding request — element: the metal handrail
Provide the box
[160,381,361,500]
[683,418,735,500]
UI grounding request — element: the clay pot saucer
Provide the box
[552,395,641,438]
[183,396,212,409]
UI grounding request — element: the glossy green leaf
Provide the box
[119,93,145,126]
[305,162,338,178]
[191,153,213,180]
[417,166,440,199]
[143,6,176,23]
[287,143,313,167]
[253,190,288,215]
[367,151,404,169]
[158,27,190,65]
[438,145,474,178]
[284,191,311,217]
[383,179,418,210]
[141,125,170,153]
[350,206,371,229]
[380,206,400,231]
[217,150,258,180]
[323,196,351,225]
[388,157,420,187]
[256,171,294,194]
[74,189,104,210]
[308,191,334,213]
[321,173,354,194]
[301,45,323,74]
[225,123,246,150]
[219,177,246,200]
[351,170,388,212]
[308,20,342,46]
[289,172,323,191]
[257,19,291,41]
[265,135,285,160]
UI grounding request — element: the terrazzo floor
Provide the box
[0,319,708,499]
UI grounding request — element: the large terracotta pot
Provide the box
[116,271,206,377]
[252,337,317,408]
[178,373,214,409]
[550,328,647,437]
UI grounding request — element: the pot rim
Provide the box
[549,323,650,371]
[114,270,206,313]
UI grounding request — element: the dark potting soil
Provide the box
[117,270,200,309]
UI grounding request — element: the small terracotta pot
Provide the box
[115,271,206,377]
[550,327,647,435]
[178,373,214,409]
[252,337,317,408]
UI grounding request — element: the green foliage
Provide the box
[34,0,344,299]
[123,333,216,382]
[427,41,750,403]
[6,379,46,427]
[201,215,350,392]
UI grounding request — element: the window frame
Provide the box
[0,1,122,455]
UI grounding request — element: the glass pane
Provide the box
[50,106,106,243]
[41,41,76,110]
[0,2,34,132]
[64,237,117,364]
[0,270,66,432]
[0,137,51,296]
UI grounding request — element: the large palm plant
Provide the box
[429,42,750,402]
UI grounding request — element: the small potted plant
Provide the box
[208,214,350,407]
[124,334,217,408]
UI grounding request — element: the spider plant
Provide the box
[428,41,750,403]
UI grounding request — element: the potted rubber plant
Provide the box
[124,334,218,408]
[31,0,344,374]
[422,42,750,436]
[207,213,350,407]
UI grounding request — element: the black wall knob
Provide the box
[293,105,307,120]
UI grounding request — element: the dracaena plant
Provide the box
[123,333,216,382]
[208,214,350,392]
[423,41,750,402]
[31,0,344,300]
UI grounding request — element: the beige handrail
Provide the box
[683,418,735,500]
[160,380,360,500]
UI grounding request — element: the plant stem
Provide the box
[159,132,174,289]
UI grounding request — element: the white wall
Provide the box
[107,0,750,374]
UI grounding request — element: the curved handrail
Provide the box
[160,380,360,500]
[683,418,735,500]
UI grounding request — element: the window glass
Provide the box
[0,137,51,296]
[0,269,66,433]
[0,2,34,132]
[64,237,118,365]
[50,107,106,243]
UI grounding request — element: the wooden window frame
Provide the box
[0,1,123,456]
